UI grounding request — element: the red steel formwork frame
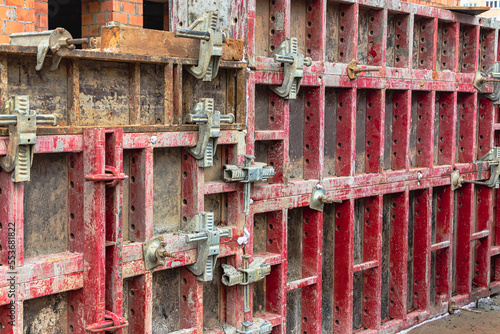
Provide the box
[0,0,500,333]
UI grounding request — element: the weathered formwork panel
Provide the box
[0,0,500,333]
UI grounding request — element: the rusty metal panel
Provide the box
[1,0,500,333]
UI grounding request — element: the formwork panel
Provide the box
[1,0,500,333]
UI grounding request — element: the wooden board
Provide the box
[100,26,244,61]
[439,6,490,16]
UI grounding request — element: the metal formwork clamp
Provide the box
[271,37,312,99]
[236,319,273,334]
[451,147,500,190]
[142,236,176,271]
[474,62,500,103]
[175,10,226,81]
[184,98,235,168]
[310,184,342,211]
[222,255,271,312]
[184,212,232,281]
[224,154,275,212]
[10,28,95,71]
[0,95,57,182]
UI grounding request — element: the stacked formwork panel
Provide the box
[0,0,499,333]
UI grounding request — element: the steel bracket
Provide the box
[465,147,500,188]
[271,37,312,99]
[85,310,129,333]
[222,256,271,286]
[224,154,275,212]
[142,236,176,271]
[175,10,226,81]
[222,255,271,312]
[184,212,232,281]
[0,95,57,182]
[310,185,342,211]
[10,28,94,71]
[473,62,500,103]
[184,98,234,167]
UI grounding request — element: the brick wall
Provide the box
[34,0,47,31]
[81,0,142,38]
[0,0,36,43]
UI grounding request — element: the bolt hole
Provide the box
[270,29,275,36]
[70,181,74,188]
[308,22,312,27]
[306,159,310,164]
[70,233,74,240]
[131,224,135,230]
[70,161,75,168]
[307,34,311,39]
[269,224,273,229]
[268,239,273,245]
[70,325,74,332]
[70,213,75,220]
[183,278,187,284]
[305,232,309,238]
[183,172,187,178]
[130,290,135,296]
[183,199,187,205]
[183,216,187,222]
[183,155,187,161]
[369,30,374,36]
[70,305,74,312]
[131,205,135,212]
[182,295,187,301]
[271,16,275,22]
[340,26,344,31]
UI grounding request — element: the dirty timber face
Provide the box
[0,0,500,333]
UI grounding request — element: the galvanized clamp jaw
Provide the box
[10,27,95,71]
[474,62,500,103]
[271,37,312,99]
[224,154,275,212]
[142,236,177,271]
[184,212,232,281]
[0,95,57,182]
[309,184,342,211]
[451,147,500,190]
[222,255,271,312]
[175,10,226,81]
[235,319,273,334]
[184,98,235,168]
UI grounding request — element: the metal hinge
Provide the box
[142,236,176,271]
[0,95,57,182]
[184,98,234,168]
[10,28,95,71]
[474,62,500,103]
[222,255,271,312]
[224,154,275,212]
[184,212,232,281]
[451,147,500,190]
[309,184,342,211]
[271,37,312,99]
[175,10,226,81]
[85,310,129,333]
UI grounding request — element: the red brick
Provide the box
[100,0,113,12]
[34,1,48,15]
[82,13,92,25]
[121,1,134,14]
[111,12,127,24]
[24,22,35,32]
[96,12,105,24]
[88,1,100,13]
[6,0,24,7]
[128,14,142,27]
[25,0,34,8]
[0,34,10,44]
[0,7,7,19]
[6,21,25,34]
[38,14,47,27]
[136,4,142,15]
[81,25,90,38]
[16,8,35,22]
[90,24,100,36]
